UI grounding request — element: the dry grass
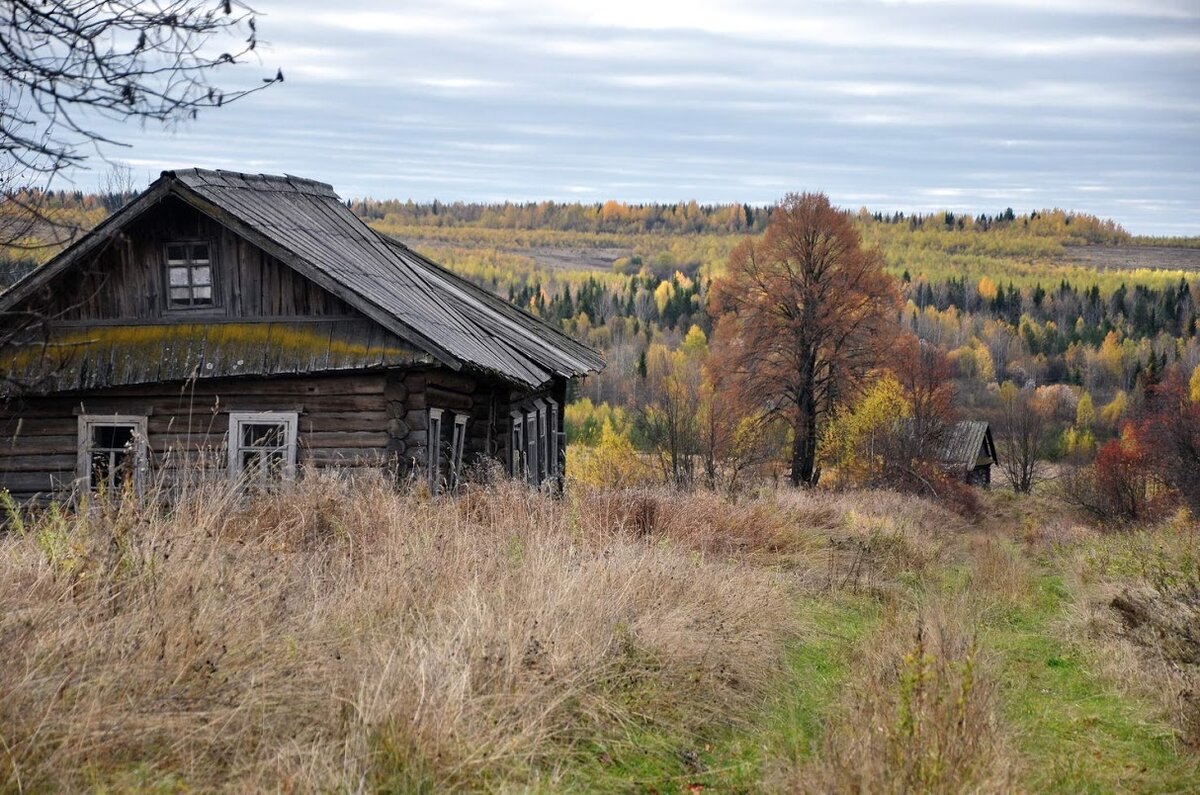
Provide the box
[575,486,959,593]
[1067,515,1200,749]
[0,474,802,791]
[792,599,1016,794]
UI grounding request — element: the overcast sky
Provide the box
[77,0,1200,234]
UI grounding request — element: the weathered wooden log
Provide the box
[425,387,473,412]
[426,371,477,394]
[383,377,408,403]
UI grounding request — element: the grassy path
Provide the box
[745,527,1200,793]
[561,514,1199,793]
[988,567,1200,793]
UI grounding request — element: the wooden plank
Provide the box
[299,412,389,432]
[426,371,478,394]
[98,374,388,398]
[300,448,388,466]
[0,454,77,473]
[0,471,73,493]
[425,387,473,412]
[0,417,77,437]
[0,435,77,456]
[301,431,390,449]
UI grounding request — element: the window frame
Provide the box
[227,411,298,483]
[546,398,560,479]
[534,400,548,483]
[427,408,444,491]
[164,239,219,311]
[449,413,468,491]
[77,414,149,493]
[510,410,525,478]
[524,411,539,486]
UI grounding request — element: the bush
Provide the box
[1060,426,1177,524]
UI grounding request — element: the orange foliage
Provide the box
[709,193,899,486]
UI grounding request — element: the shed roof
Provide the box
[940,420,995,469]
[0,169,603,389]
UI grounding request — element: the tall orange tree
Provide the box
[710,193,898,486]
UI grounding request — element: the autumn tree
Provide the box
[820,335,956,492]
[993,381,1051,493]
[1138,367,1200,513]
[889,333,956,461]
[636,330,705,488]
[710,192,898,486]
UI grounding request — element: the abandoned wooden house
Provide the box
[0,169,604,502]
[940,420,998,487]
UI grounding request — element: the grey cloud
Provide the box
[61,0,1200,234]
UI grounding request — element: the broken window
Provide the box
[78,415,147,493]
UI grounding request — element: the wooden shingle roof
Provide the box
[939,420,997,469]
[0,169,604,389]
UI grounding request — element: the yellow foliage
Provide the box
[1075,392,1095,429]
[820,374,911,483]
[974,344,996,384]
[566,422,654,488]
[653,281,673,315]
[564,398,631,446]
[977,275,998,301]
[682,324,708,357]
[1100,390,1128,427]
[1062,426,1096,457]
[1097,331,1124,383]
[1191,367,1200,403]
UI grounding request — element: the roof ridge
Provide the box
[164,168,338,198]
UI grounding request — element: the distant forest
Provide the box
[4,189,1199,473]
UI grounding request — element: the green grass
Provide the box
[556,539,1200,794]
[988,572,1200,794]
[551,593,882,793]
[704,594,882,790]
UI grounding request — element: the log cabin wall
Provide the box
[0,372,393,501]
[396,368,508,488]
[392,369,567,490]
[0,366,567,501]
[0,175,596,499]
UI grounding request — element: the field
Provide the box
[1,474,1196,792]
[1063,245,1200,273]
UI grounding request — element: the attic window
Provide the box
[166,242,214,308]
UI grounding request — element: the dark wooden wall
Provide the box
[0,368,566,501]
[0,193,572,501]
[35,196,357,322]
[0,373,393,501]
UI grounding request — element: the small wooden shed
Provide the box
[0,169,603,501]
[940,420,998,487]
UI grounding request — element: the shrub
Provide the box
[1060,426,1176,524]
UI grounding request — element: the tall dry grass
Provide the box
[795,600,1016,794]
[1068,515,1200,748]
[0,474,802,791]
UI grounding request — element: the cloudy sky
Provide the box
[79,0,1200,234]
